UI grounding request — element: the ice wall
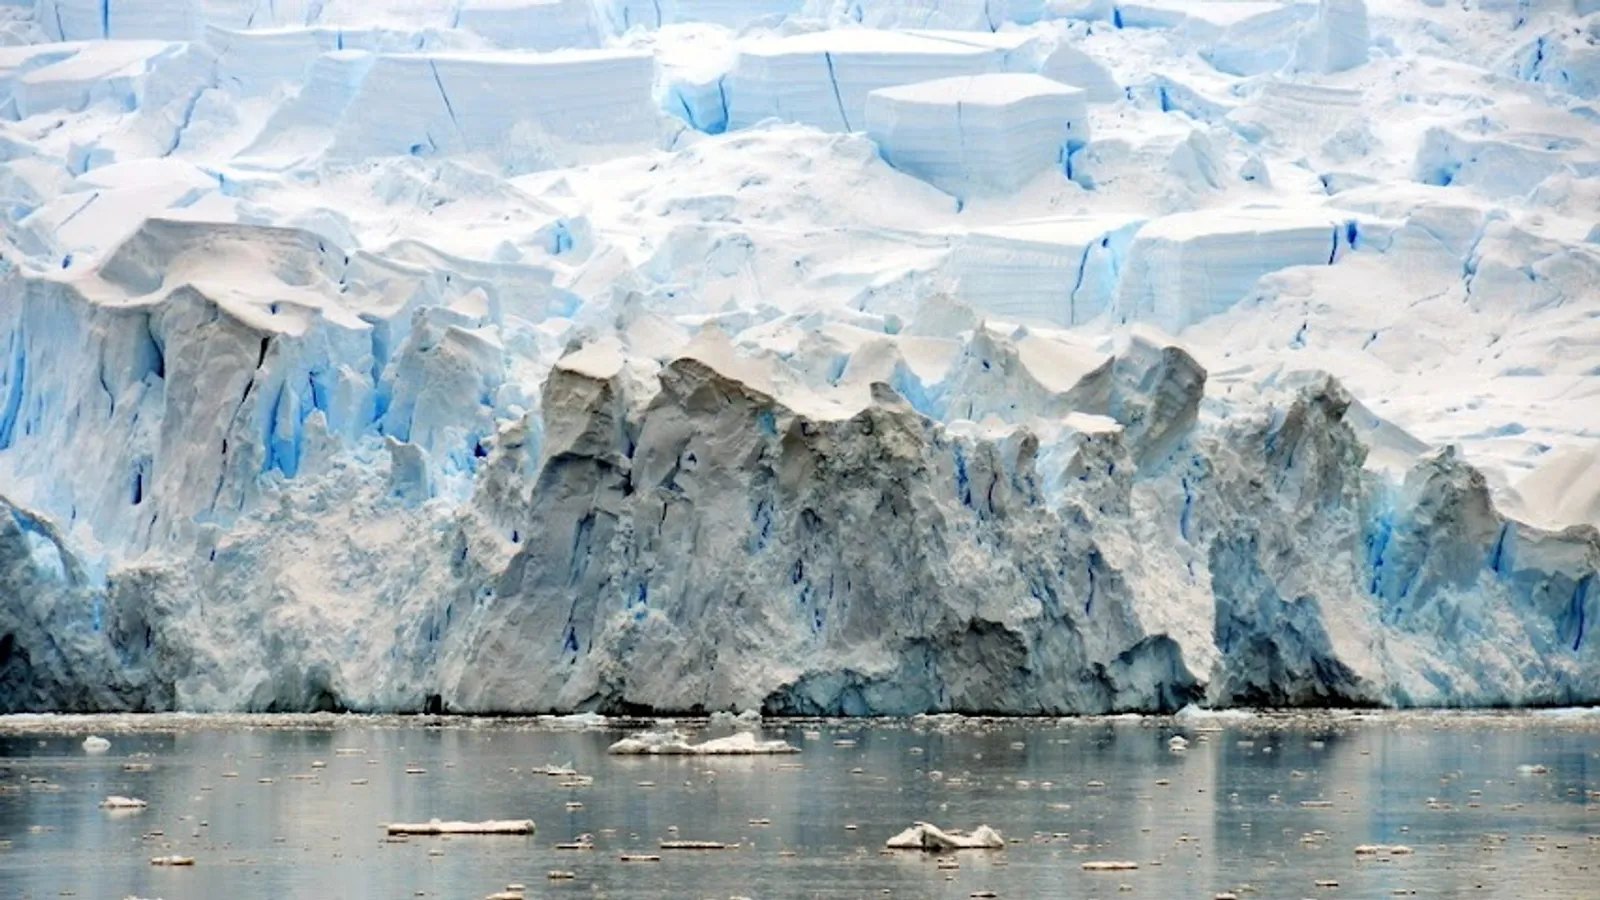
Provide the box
[3,237,1595,714]
[724,30,1007,132]
[322,49,661,170]
[1115,208,1356,332]
[950,216,1143,325]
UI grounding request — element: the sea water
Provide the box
[0,711,1596,899]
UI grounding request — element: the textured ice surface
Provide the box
[725,30,1010,132]
[866,73,1088,197]
[0,0,1596,714]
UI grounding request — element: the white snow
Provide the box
[0,0,1595,716]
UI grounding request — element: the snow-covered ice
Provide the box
[867,72,1088,197]
[0,0,1596,715]
[885,822,1005,850]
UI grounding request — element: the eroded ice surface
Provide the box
[0,0,1596,714]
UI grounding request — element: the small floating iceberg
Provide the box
[885,822,1005,851]
[607,731,799,756]
[82,736,111,754]
[386,819,535,836]
[536,712,609,730]
[100,796,148,809]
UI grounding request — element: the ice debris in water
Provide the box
[607,731,799,756]
[386,819,535,836]
[82,736,111,754]
[708,710,764,731]
[885,823,1005,851]
[536,712,609,730]
[100,796,148,809]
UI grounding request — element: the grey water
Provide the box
[0,712,1597,900]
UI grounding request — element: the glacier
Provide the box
[0,0,1597,714]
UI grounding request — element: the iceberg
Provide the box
[884,822,1005,850]
[607,730,801,754]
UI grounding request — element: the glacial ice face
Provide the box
[866,73,1088,198]
[0,0,1597,713]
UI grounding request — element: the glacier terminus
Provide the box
[0,0,1596,714]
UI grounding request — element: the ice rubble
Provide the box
[0,0,1597,715]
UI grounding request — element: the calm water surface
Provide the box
[0,712,1596,899]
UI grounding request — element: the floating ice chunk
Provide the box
[866,73,1088,198]
[708,709,763,730]
[386,819,535,835]
[82,735,111,753]
[1175,705,1257,720]
[607,730,800,755]
[100,796,148,809]
[149,855,195,866]
[1168,735,1189,751]
[885,822,1005,851]
[1354,843,1414,855]
[536,711,609,729]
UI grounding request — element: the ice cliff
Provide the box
[0,0,1596,713]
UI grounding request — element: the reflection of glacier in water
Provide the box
[1,0,1598,715]
[1,713,1598,899]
